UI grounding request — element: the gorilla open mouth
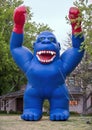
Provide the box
[36,50,56,63]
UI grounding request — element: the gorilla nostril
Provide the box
[42,39,50,44]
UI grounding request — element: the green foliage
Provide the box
[0,0,24,95]
[43,100,50,115]
[43,100,50,111]
[70,111,80,116]
[73,0,92,60]
[66,0,92,60]
[0,0,52,95]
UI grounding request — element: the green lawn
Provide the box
[0,115,92,130]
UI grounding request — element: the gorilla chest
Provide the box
[27,62,64,85]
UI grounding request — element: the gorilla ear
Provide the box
[58,42,61,50]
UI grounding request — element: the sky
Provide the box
[23,0,91,43]
[23,0,75,43]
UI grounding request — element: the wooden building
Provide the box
[0,86,92,114]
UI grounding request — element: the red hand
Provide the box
[13,6,27,34]
[69,7,82,34]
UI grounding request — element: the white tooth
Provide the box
[40,51,42,54]
[48,60,51,62]
[53,51,55,54]
[53,55,56,59]
[41,59,44,62]
[51,51,54,55]
[50,58,53,62]
[49,51,51,54]
[36,55,40,61]
[52,55,55,59]
[41,51,43,54]
[46,60,48,63]
[38,51,41,55]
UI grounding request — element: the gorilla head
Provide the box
[33,31,61,64]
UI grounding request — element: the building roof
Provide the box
[0,90,24,99]
[0,86,83,100]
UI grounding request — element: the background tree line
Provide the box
[0,0,92,97]
[0,0,52,95]
[66,0,92,114]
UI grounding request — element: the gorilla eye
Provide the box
[39,37,45,42]
[48,37,56,43]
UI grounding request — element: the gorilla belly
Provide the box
[27,62,65,88]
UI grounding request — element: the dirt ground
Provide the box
[0,115,92,130]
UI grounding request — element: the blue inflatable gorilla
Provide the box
[10,6,84,121]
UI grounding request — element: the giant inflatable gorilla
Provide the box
[10,6,84,121]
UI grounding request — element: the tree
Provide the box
[67,54,92,114]
[65,0,92,114]
[73,0,92,59]
[66,0,92,59]
[0,0,52,95]
[72,0,92,114]
[77,55,92,114]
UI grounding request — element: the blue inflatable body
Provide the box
[10,30,84,121]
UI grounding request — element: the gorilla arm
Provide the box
[61,35,84,76]
[10,6,33,73]
[60,7,84,76]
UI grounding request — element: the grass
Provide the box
[0,115,92,130]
